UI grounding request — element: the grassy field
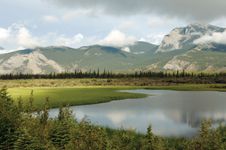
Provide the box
[2,78,226,109]
[1,78,226,88]
[0,78,172,88]
[8,87,147,108]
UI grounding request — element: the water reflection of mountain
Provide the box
[164,110,226,128]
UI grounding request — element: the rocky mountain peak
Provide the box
[156,23,225,52]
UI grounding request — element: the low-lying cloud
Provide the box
[17,27,40,48]
[0,24,137,51]
[48,0,226,21]
[194,31,226,45]
[98,30,136,47]
[0,28,10,41]
[0,23,95,50]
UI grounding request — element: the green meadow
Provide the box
[1,78,225,109]
[8,87,147,109]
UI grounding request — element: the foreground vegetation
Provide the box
[1,87,226,150]
[1,74,226,149]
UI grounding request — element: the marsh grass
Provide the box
[2,78,226,109]
[8,87,147,109]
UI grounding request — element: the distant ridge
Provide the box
[0,24,226,74]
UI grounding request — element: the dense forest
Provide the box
[0,71,226,84]
[0,87,226,150]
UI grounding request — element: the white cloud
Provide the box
[106,112,127,125]
[17,27,40,48]
[194,31,226,44]
[0,23,138,50]
[73,34,84,43]
[0,23,95,51]
[99,30,136,47]
[54,33,84,46]
[0,24,40,49]
[42,15,59,23]
[140,33,165,45]
[0,47,24,54]
[0,28,10,41]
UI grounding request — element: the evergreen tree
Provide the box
[110,129,137,150]
[0,87,21,149]
[14,128,45,150]
[141,126,164,150]
[189,120,224,150]
[67,121,108,150]
[49,107,73,149]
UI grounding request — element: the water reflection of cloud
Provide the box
[106,112,128,125]
[48,90,226,137]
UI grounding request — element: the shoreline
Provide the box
[6,83,226,109]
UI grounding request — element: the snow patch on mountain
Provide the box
[121,47,131,53]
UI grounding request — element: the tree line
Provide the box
[0,70,225,80]
[0,87,226,150]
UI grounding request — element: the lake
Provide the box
[49,90,226,137]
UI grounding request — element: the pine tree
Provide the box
[0,87,21,149]
[141,125,164,150]
[14,128,45,150]
[67,121,108,150]
[190,120,224,150]
[50,107,73,149]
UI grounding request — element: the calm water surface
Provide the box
[49,90,226,137]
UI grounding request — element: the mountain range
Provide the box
[0,23,226,74]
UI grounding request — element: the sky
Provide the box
[0,0,226,51]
